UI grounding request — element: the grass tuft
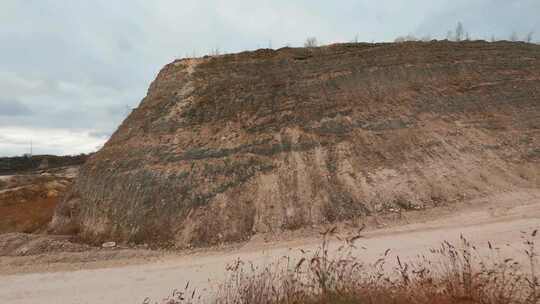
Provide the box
[149,229,540,304]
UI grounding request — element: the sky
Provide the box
[1,0,539,156]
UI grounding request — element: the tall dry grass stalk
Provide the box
[149,229,539,304]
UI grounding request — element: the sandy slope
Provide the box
[52,42,540,248]
[1,189,539,304]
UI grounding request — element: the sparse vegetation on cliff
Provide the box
[51,41,540,249]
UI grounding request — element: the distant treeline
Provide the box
[0,154,91,175]
[394,22,536,43]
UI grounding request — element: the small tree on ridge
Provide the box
[304,37,318,48]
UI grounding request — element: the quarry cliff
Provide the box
[50,41,540,247]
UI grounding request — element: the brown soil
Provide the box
[0,197,58,234]
[0,233,90,256]
[0,168,77,234]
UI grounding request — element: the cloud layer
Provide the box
[1,0,538,156]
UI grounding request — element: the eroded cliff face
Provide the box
[51,41,540,247]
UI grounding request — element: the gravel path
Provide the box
[1,190,539,304]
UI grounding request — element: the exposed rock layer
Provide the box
[51,41,540,247]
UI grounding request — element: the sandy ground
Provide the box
[1,189,539,304]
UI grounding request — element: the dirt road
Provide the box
[1,190,539,304]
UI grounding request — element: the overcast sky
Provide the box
[1,0,538,156]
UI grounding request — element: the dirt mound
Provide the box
[0,168,78,234]
[51,41,540,248]
[0,233,90,256]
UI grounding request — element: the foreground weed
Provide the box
[149,228,540,304]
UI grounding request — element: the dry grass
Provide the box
[148,229,539,304]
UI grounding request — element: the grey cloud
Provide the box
[1,0,539,156]
[0,134,29,146]
[89,131,112,139]
[0,98,32,116]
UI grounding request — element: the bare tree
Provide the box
[210,47,220,56]
[394,34,418,43]
[304,37,318,48]
[465,32,471,41]
[455,22,464,42]
[526,31,534,43]
[421,35,432,42]
[510,31,519,42]
[446,30,455,41]
[490,35,496,43]
[182,50,199,59]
